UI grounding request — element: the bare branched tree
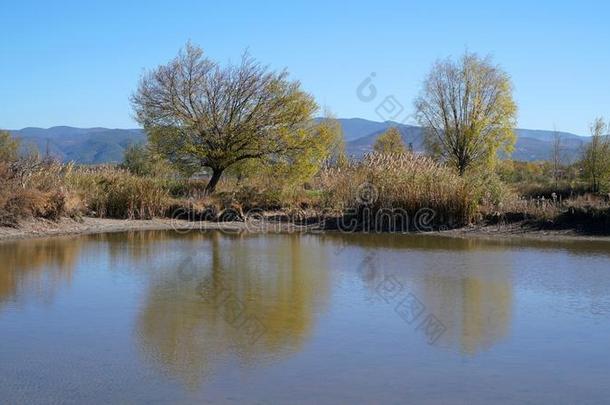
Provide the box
[551,128,563,188]
[415,52,517,175]
[131,43,318,193]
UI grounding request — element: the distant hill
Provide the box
[345,123,424,157]
[10,127,146,164]
[8,120,589,164]
[341,120,588,163]
[332,118,397,142]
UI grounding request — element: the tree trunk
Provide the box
[458,161,467,176]
[205,168,224,194]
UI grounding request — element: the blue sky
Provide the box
[1,0,609,135]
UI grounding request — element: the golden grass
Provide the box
[318,152,477,228]
[0,159,72,226]
[66,166,170,219]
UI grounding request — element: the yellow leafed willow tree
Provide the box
[415,52,517,175]
[582,118,610,193]
[131,43,339,194]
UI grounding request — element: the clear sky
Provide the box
[1,0,609,135]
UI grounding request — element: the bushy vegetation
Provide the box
[486,150,610,231]
[1,137,610,233]
[496,160,587,199]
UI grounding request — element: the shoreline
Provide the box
[2,217,610,244]
[0,218,237,243]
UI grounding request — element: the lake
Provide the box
[1,230,609,404]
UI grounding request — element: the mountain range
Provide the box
[10,126,146,164]
[339,118,588,162]
[8,119,589,164]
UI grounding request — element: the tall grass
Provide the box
[483,192,610,227]
[66,166,169,219]
[0,158,72,226]
[318,152,476,229]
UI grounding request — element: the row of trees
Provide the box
[129,43,606,194]
[131,44,521,192]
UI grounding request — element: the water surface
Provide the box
[1,231,609,404]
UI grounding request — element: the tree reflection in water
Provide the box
[320,233,513,355]
[135,232,331,389]
[0,237,82,308]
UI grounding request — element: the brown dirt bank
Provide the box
[0,217,238,243]
[436,222,610,243]
[2,217,610,244]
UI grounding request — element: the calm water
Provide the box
[1,231,609,404]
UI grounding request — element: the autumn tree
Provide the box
[121,143,174,177]
[131,43,320,193]
[415,52,517,175]
[269,117,344,190]
[582,118,610,193]
[227,116,344,191]
[0,131,20,162]
[321,115,348,168]
[373,127,407,154]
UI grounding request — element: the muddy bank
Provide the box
[437,221,610,243]
[0,218,240,243]
[2,217,610,244]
